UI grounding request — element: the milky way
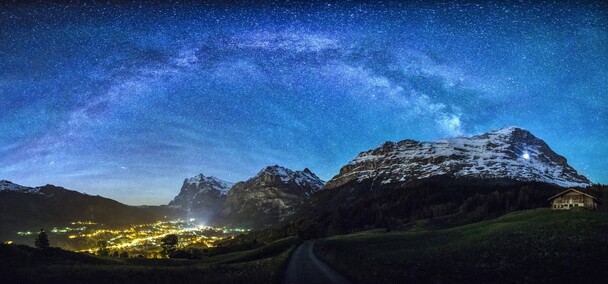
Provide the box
[1,1,607,204]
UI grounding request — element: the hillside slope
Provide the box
[0,237,298,284]
[316,209,608,283]
[0,181,182,241]
[290,177,587,237]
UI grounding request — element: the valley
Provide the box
[8,218,248,256]
[1,127,606,283]
[3,0,607,282]
[2,209,607,283]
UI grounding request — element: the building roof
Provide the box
[547,188,597,201]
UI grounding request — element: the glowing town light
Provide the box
[522,152,530,160]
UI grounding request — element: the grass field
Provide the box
[0,236,299,284]
[315,209,608,283]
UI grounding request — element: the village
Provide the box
[11,219,249,258]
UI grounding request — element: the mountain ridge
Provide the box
[324,127,590,190]
[0,181,182,243]
[167,173,235,224]
[224,165,325,227]
[0,180,40,194]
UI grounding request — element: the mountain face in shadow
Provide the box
[0,181,182,240]
[223,165,324,228]
[168,174,234,225]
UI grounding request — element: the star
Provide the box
[0,1,606,204]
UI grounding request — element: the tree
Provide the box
[119,251,129,258]
[161,234,178,256]
[34,229,50,249]
[97,240,109,257]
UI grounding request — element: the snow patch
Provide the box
[0,180,40,194]
[256,165,325,190]
[336,127,590,188]
[185,174,234,195]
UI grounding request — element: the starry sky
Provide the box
[1,1,607,205]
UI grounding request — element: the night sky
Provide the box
[1,1,607,205]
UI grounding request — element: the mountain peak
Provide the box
[490,126,525,134]
[185,173,207,184]
[253,165,325,189]
[184,173,232,189]
[182,173,234,195]
[325,128,590,189]
[0,180,39,193]
[483,126,535,139]
[168,173,234,216]
[224,166,325,227]
[257,165,291,177]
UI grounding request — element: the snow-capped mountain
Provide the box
[0,180,39,193]
[325,127,591,189]
[251,165,325,192]
[224,165,324,227]
[168,174,234,221]
[182,174,234,197]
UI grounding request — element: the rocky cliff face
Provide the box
[168,174,234,223]
[224,165,324,227]
[325,127,590,189]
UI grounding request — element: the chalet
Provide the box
[548,188,597,210]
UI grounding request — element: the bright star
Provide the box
[522,152,530,160]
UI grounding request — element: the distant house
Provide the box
[548,189,597,210]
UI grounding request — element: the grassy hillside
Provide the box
[288,177,589,238]
[315,209,608,283]
[0,236,299,284]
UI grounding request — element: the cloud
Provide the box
[234,37,479,137]
[2,60,181,169]
[327,63,465,136]
[5,29,478,171]
[232,31,340,53]
[174,49,200,67]
[437,114,464,137]
[176,31,483,139]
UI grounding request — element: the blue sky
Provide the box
[1,1,606,205]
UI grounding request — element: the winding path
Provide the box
[282,241,352,284]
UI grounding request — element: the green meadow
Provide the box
[316,209,608,283]
[0,236,298,284]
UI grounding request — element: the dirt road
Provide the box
[282,241,352,284]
